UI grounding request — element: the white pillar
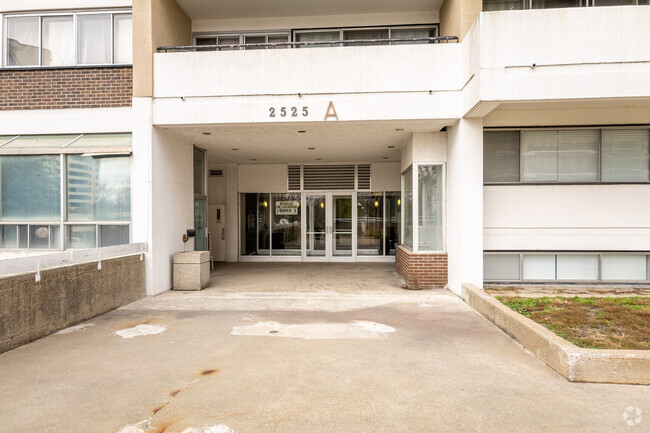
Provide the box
[225,163,239,262]
[446,118,483,295]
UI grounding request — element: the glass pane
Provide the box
[343,29,389,46]
[67,133,132,147]
[66,156,131,222]
[244,35,265,50]
[385,192,401,256]
[557,130,599,182]
[306,195,326,256]
[78,14,111,64]
[418,165,443,251]
[42,16,74,66]
[0,225,28,248]
[6,16,39,66]
[99,225,129,247]
[4,134,78,148]
[484,254,520,280]
[602,255,647,281]
[522,255,556,280]
[357,193,383,256]
[602,130,650,182]
[295,31,340,48]
[402,167,413,249]
[268,34,289,49]
[522,130,558,182]
[484,131,520,182]
[193,148,205,195]
[271,193,301,255]
[332,195,352,256]
[29,224,60,249]
[217,36,240,51]
[67,225,96,249]
[240,193,270,256]
[0,136,17,146]
[483,0,526,10]
[556,255,599,280]
[114,14,133,64]
[0,155,61,221]
[592,0,635,5]
[390,28,436,45]
[531,0,580,8]
[194,198,207,251]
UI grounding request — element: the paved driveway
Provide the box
[0,264,647,432]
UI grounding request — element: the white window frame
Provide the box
[2,9,132,68]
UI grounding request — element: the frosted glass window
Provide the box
[418,165,443,251]
[602,255,647,281]
[67,225,96,249]
[67,156,131,222]
[114,14,133,64]
[402,167,413,249]
[522,130,558,181]
[0,155,61,221]
[68,133,132,147]
[483,0,526,10]
[484,131,520,182]
[390,28,436,45]
[0,225,28,248]
[29,224,60,249]
[193,148,205,195]
[602,130,650,182]
[296,32,340,47]
[6,17,39,66]
[531,0,580,8]
[99,225,129,247]
[42,16,74,66]
[557,130,599,181]
[79,14,111,64]
[484,254,520,280]
[344,29,389,46]
[556,255,599,280]
[523,255,556,280]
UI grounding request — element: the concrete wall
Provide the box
[484,185,650,251]
[0,254,145,354]
[238,164,288,192]
[133,0,191,97]
[439,0,481,41]
[370,162,401,191]
[208,163,226,204]
[401,132,448,172]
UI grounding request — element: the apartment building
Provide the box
[1,0,649,296]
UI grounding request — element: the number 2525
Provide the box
[269,106,308,118]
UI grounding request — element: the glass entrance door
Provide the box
[303,192,354,261]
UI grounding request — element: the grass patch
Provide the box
[496,296,650,350]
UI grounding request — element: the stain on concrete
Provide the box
[152,402,168,415]
[170,389,180,397]
[114,324,166,339]
[231,320,395,339]
[201,369,218,376]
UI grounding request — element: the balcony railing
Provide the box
[157,36,459,52]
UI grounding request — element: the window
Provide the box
[483,0,646,10]
[485,253,650,282]
[401,164,444,253]
[195,33,290,50]
[4,11,132,67]
[0,134,132,250]
[484,128,650,183]
[294,26,438,48]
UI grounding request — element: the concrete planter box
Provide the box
[173,251,210,291]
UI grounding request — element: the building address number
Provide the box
[269,106,309,118]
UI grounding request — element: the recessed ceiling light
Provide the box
[250,158,257,161]
[387,145,395,148]
[298,130,306,133]
[231,148,238,151]
[395,128,404,131]
[202,132,211,135]
[308,147,315,150]
[316,158,322,161]
[382,156,389,159]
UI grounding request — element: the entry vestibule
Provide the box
[240,191,400,261]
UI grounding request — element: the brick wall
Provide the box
[0,67,132,111]
[396,245,448,289]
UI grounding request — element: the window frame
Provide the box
[484,126,650,185]
[2,9,132,68]
[482,0,646,11]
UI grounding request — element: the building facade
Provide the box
[1,0,649,296]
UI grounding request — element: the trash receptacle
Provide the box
[173,251,210,291]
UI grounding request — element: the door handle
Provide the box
[221,228,225,240]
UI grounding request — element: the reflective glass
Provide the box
[296,31,340,48]
[390,28,436,45]
[78,14,112,64]
[29,224,60,249]
[385,192,400,256]
[239,193,270,256]
[67,225,96,249]
[194,148,205,195]
[418,165,443,251]
[99,224,129,247]
[0,225,28,248]
[42,16,74,66]
[114,14,133,64]
[6,17,39,66]
[484,254,521,280]
[0,155,61,221]
[332,195,352,256]
[271,193,301,255]
[67,133,132,148]
[402,167,413,249]
[306,195,326,256]
[357,192,383,256]
[194,198,207,251]
[602,129,650,182]
[3,135,78,148]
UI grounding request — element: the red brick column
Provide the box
[396,245,448,289]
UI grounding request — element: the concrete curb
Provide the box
[461,283,650,385]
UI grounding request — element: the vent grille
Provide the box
[209,169,223,177]
[303,165,355,190]
[288,165,301,190]
[357,164,370,190]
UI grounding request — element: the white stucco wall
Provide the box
[370,162,401,191]
[401,132,448,172]
[238,164,288,192]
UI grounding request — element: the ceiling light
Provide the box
[231,148,238,151]
[298,130,306,133]
[388,145,395,148]
[315,158,322,161]
[202,132,211,135]
[308,147,315,150]
[250,158,257,161]
[395,128,404,131]
[382,157,388,159]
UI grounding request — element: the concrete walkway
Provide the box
[0,263,647,432]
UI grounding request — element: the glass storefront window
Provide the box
[402,167,413,249]
[271,193,301,255]
[357,192,383,256]
[240,193,270,256]
[418,165,443,251]
[0,155,61,222]
[385,192,401,255]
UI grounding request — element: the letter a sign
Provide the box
[324,101,339,121]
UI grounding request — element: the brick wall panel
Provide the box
[0,67,132,111]
[395,245,448,289]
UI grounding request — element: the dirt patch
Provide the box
[495,296,650,350]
